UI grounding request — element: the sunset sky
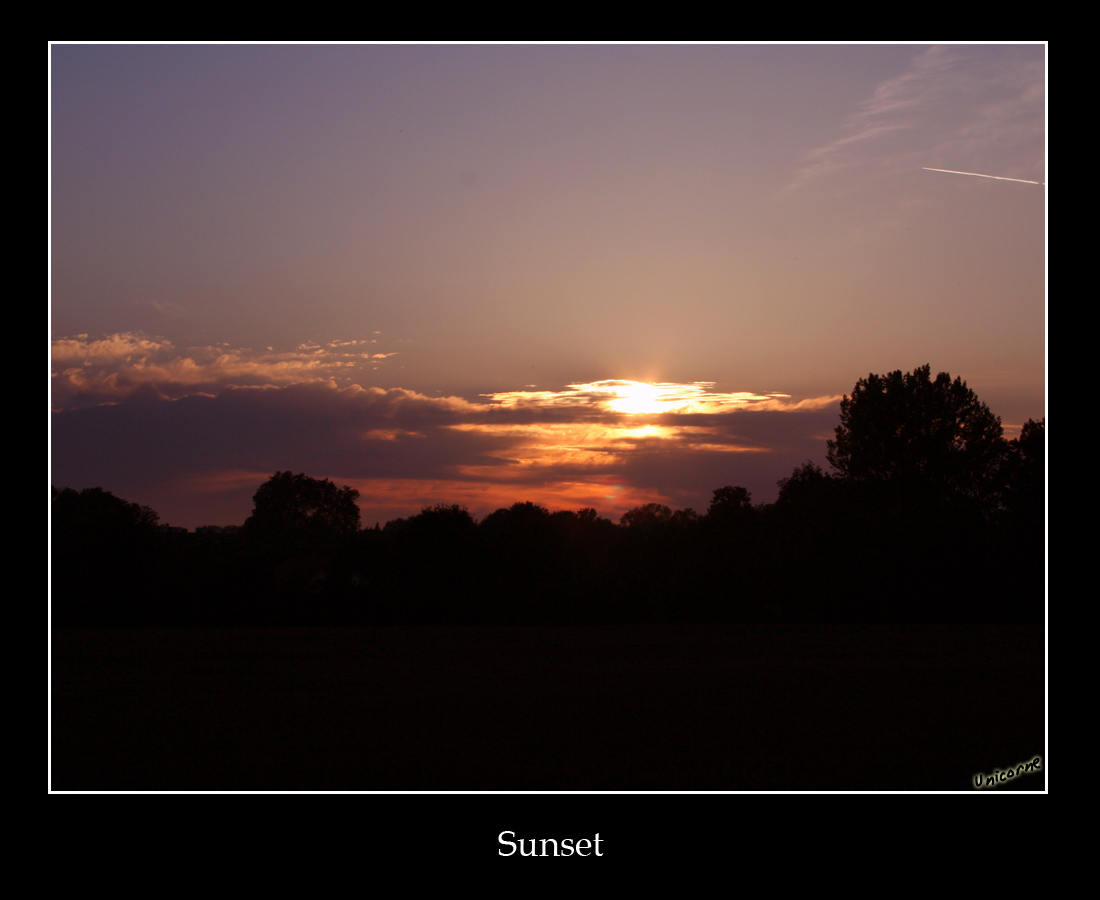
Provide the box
[50,43,1046,529]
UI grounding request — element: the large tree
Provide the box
[826,365,1006,505]
[243,471,360,551]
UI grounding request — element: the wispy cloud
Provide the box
[51,332,399,410]
[148,300,188,317]
[787,45,1044,191]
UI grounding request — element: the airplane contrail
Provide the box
[923,167,1044,186]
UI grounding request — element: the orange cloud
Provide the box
[446,421,767,479]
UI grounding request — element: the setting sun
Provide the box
[606,381,666,415]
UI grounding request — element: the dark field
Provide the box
[51,623,1044,791]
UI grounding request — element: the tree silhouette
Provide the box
[52,486,159,537]
[406,503,476,540]
[826,365,1005,507]
[619,503,673,529]
[243,471,360,552]
[998,418,1045,524]
[480,501,551,533]
[775,463,833,507]
[52,487,161,626]
[708,485,753,521]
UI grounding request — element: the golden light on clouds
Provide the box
[482,380,794,414]
[606,382,666,415]
[448,418,766,481]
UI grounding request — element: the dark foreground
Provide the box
[51,623,1044,791]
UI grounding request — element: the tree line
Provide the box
[52,365,1044,627]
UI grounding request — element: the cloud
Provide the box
[149,299,187,317]
[787,45,1044,191]
[482,380,794,415]
[52,368,843,528]
[51,332,400,410]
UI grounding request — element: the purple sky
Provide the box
[50,43,1046,529]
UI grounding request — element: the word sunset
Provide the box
[498,831,604,857]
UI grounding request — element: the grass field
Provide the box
[51,623,1044,791]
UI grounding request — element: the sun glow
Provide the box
[483,380,799,414]
[606,382,667,415]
